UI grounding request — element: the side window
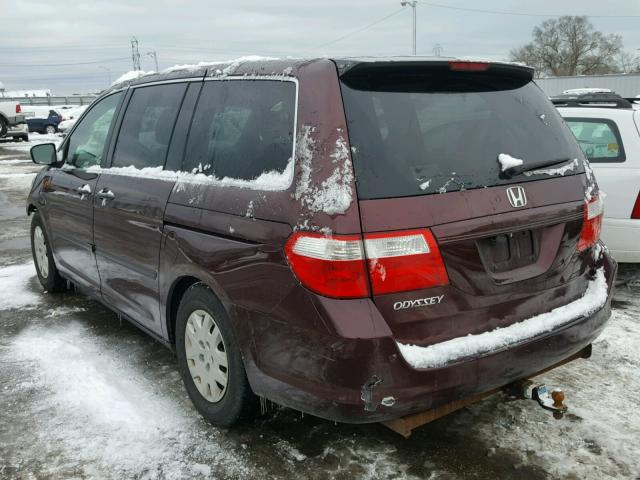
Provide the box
[66,92,122,169]
[183,80,296,180]
[565,118,626,163]
[112,83,187,169]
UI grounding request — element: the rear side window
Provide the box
[112,83,187,169]
[183,80,296,180]
[340,71,584,199]
[565,118,626,163]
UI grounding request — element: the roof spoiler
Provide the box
[336,60,534,91]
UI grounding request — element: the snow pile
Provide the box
[0,263,40,310]
[419,179,431,190]
[523,158,579,177]
[214,55,280,76]
[85,160,294,192]
[498,153,524,172]
[398,268,608,369]
[57,118,76,132]
[10,322,253,478]
[294,128,354,216]
[163,61,218,73]
[111,70,150,86]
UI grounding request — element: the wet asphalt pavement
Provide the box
[0,135,639,480]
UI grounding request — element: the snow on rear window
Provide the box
[341,79,584,200]
[498,153,523,172]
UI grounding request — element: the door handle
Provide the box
[97,188,115,206]
[97,189,115,199]
[76,184,92,197]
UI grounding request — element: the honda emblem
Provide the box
[506,186,527,208]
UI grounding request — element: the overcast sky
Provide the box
[1,0,639,95]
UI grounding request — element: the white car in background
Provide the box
[555,95,640,263]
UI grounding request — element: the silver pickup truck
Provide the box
[0,100,26,137]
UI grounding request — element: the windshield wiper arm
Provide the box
[503,158,573,177]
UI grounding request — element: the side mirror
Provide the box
[30,143,58,165]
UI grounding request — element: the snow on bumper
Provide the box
[397,268,608,369]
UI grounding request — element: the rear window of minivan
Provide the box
[340,68,585,199]
[183,80,296,181]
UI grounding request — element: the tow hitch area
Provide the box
[513,380,568,419]
[382,346,588,438]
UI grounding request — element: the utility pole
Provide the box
[432,43,443,57]
[401,1,418,55]
[131,37,141,71]
[147,51,159,72]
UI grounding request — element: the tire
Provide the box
[0,117,7,137]
[30,212,66,293]
[45,125,57,134]
[176,283,256,427]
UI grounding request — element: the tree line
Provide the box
[510,16,638,77]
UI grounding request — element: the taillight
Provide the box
[16,104,21,114]
[364,229,449,295]
[631,192,640,219]
[449,61,490,72]
[284,232,369,298]
[284,228,449,298]
[577,195,604,252]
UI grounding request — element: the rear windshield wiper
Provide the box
[502,158,573,178]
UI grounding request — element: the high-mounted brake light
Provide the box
[448,61,491,72]
[285,229,449,298]
[284,232,369,298]
[577,195,604,252]
[364,229,449,295]
[16,104,21,114]
[631,192,640,220]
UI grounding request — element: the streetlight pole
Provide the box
[147,51,159,72]
[401,1,418,55]
[98,66,111,85]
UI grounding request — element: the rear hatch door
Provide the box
[338,60,593,347]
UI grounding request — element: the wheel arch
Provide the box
[166,275,201,345]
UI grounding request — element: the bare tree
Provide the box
[617,50,639,73]
[510,16,622,77]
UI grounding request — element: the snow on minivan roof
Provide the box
[106,56,534,92]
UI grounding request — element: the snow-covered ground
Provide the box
[0,139,639,479]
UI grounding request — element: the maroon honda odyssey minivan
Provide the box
[27,57,616,429]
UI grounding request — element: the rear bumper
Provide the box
[5,114,26,126]
[601,218,640,263]
[246,252,616,424]
[6,123,29,138]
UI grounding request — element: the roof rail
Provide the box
[550,92,633,109]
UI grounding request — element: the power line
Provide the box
[0,57,130,67]
[303,7,405,53]
[417,1,640,18]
